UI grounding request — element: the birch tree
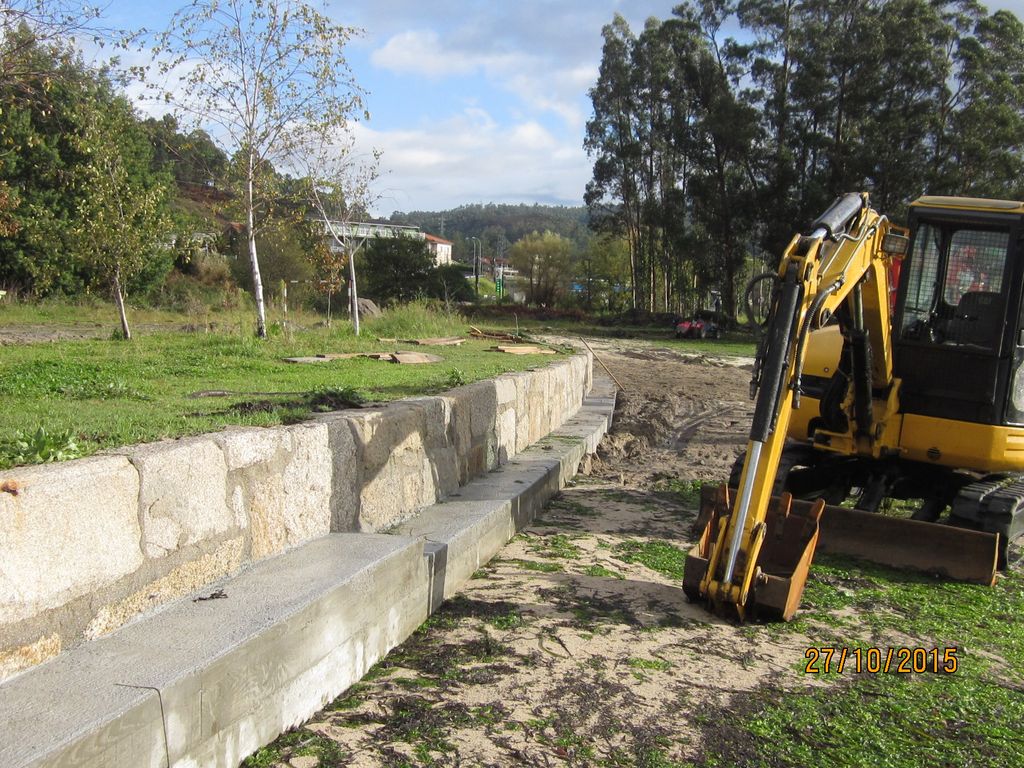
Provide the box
[300,134,380,334]
[151,0,364,337]
[74,102,172,339]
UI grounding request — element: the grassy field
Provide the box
[0,298,761,469]
[701,552,1024,768]
[0,300,569,469]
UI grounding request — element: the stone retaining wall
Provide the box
[0,353,592,682]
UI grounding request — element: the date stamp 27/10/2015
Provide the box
[803,647,959,675]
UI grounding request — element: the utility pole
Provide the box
[495,234,507,278]
[471,236,480,297]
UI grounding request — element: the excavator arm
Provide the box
[684,193,911,619]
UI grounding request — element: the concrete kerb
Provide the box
[0,375,615,768]
[393,373,617,616]
[0,535,428,768]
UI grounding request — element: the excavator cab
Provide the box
[890,198,1024,560]
[895,199,1022,427]
[685,195,1024,621]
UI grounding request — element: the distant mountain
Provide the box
[388,203,590,262]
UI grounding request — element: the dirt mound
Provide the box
[573,338,753,486]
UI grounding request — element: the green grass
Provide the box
[728,661,1024,768]
[654,478,704,507]
[472,276,498,299]
[360,299,467,340]
[505,558,565,573]
[798,556,1024,662]
[0,301,563,468]
[528,533,583,560]
[701,557,1024,768]
[612,539,688,581]
[241,727,350,767]
[585,564,626,580]
[627,657,673,672]
[487,609,527,630]
[0,295,221,326]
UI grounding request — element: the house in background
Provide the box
[321,221,452,267]
[424,233,453,266]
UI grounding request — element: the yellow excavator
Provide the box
[683,193,1024,620]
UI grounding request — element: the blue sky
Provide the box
[103,1,1024,216]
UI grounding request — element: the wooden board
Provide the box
[376,337,464,346]
[390,352,444,364]
[492,345,557,355]
[408,337,465,346]
[283,351,441,364]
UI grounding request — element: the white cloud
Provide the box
[352,111,589,215]
[508,121,558,152]
[371,30,466,77]
[504,72,586,128]
[371,29,526,79]
[369,27,594,130]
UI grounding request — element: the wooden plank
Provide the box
[407,337,465,346]
[493,345,556,355]
[390,352,443,364]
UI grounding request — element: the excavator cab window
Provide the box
[899,223,1010,352]
[944,233,1006,305]
[900,222,942,338]
[895,216,1016,425]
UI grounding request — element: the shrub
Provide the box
[361,299,466,339]
[0,427,83,469]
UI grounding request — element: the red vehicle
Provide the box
[675,311,721,339]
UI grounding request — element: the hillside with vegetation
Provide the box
[0,2,491,337]
[388,203,588,259]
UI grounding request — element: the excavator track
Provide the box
[951,474,1024,568]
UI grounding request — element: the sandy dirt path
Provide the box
[246,338,838,768]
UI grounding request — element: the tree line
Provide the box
[0,2,472,337]
[585,0,1024,316]
[0,26,173,304]
[388,203,589,264]
[385,206,640,312]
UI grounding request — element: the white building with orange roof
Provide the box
[424,233,453,266]
[321,221,452,267]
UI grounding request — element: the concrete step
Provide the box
[0,377,616,768]
[0,534,430,768]
[398,377,617,612]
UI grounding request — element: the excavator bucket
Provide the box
[751,494,824,620]
[789,499,1000,586]
[681,485,722,605]
[683,485,823,621]
[684,487,1000,619]
[683,485,999,619]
